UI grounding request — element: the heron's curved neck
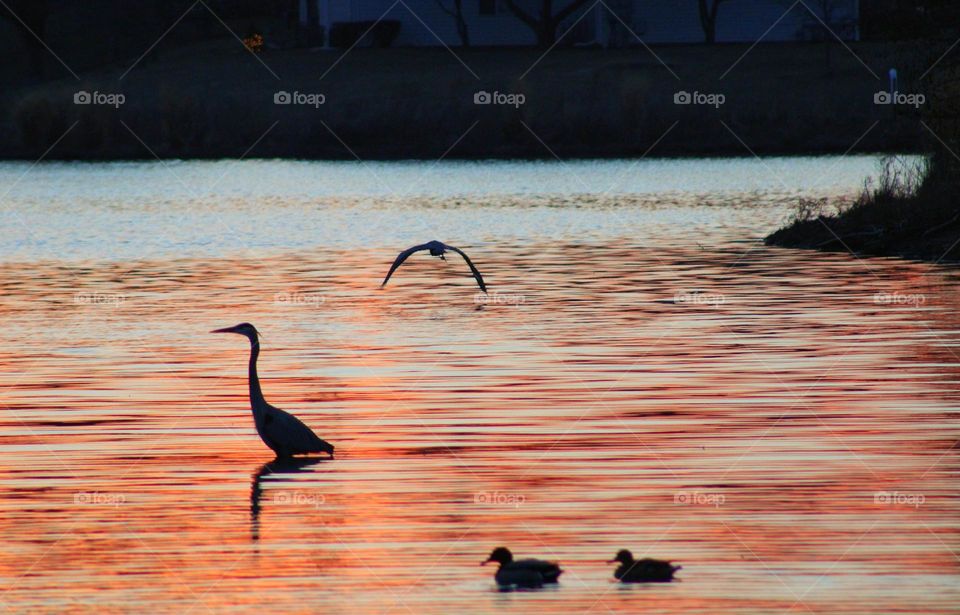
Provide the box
[248,340,266,411]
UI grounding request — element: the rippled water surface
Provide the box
[1,157,958,613]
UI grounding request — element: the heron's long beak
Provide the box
[211,326,240,334]
[480,559,491,566]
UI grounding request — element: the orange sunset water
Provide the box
[0,157,957,613]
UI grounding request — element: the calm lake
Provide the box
[1,156,957,613]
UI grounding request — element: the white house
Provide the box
[297,0,859,47]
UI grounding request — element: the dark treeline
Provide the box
[0,0,952,162]
[2,0,957,83]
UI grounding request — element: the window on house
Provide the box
[479,0,496,16]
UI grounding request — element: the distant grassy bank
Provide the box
[1,41,924,160]
[766,156,960,262]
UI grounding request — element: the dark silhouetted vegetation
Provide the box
[0,43,923,160]
[697,0,730,44]
[766,156,959,261]
[767,33,960,262]
[434,0,470,47]
[501,0,595,47]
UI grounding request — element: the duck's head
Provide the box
[481,547,513,566]
[608,549,634,565]
[211,322,261,343]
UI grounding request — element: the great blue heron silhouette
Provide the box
[212,323,334,459]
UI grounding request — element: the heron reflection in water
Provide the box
[250,458,323,542]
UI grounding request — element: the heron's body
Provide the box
[381,240,487,292]
[608,549,680,583]
[213,323,334,459]
[482,547,562,588]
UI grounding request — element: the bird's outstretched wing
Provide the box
[380,243,433,288]
[446,245,488,293]
[264,406,334,457]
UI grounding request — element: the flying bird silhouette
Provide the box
[212,323,334,460]
[380,240,487,292]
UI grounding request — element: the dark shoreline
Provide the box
[765,217,959,264]
[2,43,924,161]
[765,156,959,265]
[0,148,922,163]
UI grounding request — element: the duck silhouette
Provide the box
[482,547,562,588]
[608,549,681,583]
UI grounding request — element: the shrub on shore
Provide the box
[766,154,958,261]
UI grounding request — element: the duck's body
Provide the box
[483,547,562,588]
[494,564,548,589]
[213,323,334,459]
[608,549,680,583]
